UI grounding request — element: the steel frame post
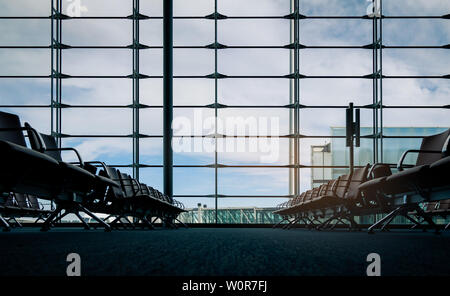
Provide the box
[163,0,174,199]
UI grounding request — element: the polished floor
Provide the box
[0,227,449,276]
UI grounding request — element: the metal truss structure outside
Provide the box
[0,0,448,223]
[178,207,283,224]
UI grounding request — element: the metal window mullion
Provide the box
[50,0,54,136]
[379,0,384,163]
[372,2,378,164]
[296,0,301,195]
[214,0,218,224]
[132,0,140,180]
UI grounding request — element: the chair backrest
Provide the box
[311,187,321,198]
[100,167,125,200]
[296,192,306,204]
[303,190,314,203]
[5,194,16,207]
[334,174,351,199]
[27,195,41,210]
[140,184,150,195]
[325,179,337,196]
[118,172,137,198]
[346,165,370,200]
[41,133,63,161]
[317,184,327,196]
[416,129,450,166]
[14,193,30,208]
[0,111,27,146]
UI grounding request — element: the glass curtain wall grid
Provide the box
[0,0,448,223]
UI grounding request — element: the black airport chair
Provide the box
[358,129,450,233]
[0,111,63,198]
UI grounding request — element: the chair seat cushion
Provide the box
[359,177,387,191]
[426,156,450,187]
[58,162,96,194]
[0,140,61,195]
[384,165,428,195]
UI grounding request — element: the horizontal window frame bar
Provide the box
[1,45,447,49]
[1,105,448,109]
[0,15,447,20]
[0,75,447,79]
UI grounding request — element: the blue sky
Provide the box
[0,0,449,209]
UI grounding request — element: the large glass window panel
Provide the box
[140,138,163,165]
[220,0,290,16]
[301,0,369,16]
[61,137,133,165]
[140,79,163,106]
[300,49,372,76]
[218,168,289,196]
[174,168,214,195]
[382,78,449,106]
[383,0,448,16]
[219,79,290,106]
[219,49,289,76]
[139,168,164,192]
[63,20,131,46]
[217,138,289,166]
[140,49,163,76]
[300,78,373,106]
[0,20,49,46]
[140,1,163,17]
[0,0,50,16]
[218,109,290,136]
[63,78,132,105]
[174,0,213,16]
[139,108,163,134]
[219,20,289,46]
[173,138,215,165]
[173,108,215,136]
[383,20,448,46]
[300,108,374,135]
[174,20,214,46]
[63,49,131,76]
[62,108,132,135]
[383,108,450,128]
[140,20,163,46]
[61,0,131,17]
[0,49,50,76]
[173,79,214,106]
[383,49,449,76]
[0,79,50,105]
[300,19,372,46]
[174,49,214,76]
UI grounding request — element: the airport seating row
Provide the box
[274,129,450,233]
[0,111,185,232]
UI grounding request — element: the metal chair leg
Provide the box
[41,206,64,231]
[272,217,287,229]
[175,218,189,228]
[444,221,450,231]
[368,207,402,234]
[77,204,111,232]
[0,215,11,232]
[74,212,91,230]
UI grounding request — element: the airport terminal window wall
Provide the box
[0,0,448,224]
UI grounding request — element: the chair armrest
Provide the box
[46,147,84,166]
[0,126,45,150]
[397,149,441,171]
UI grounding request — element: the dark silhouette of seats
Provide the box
[0,111,62,198]
[360,129,450,198]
